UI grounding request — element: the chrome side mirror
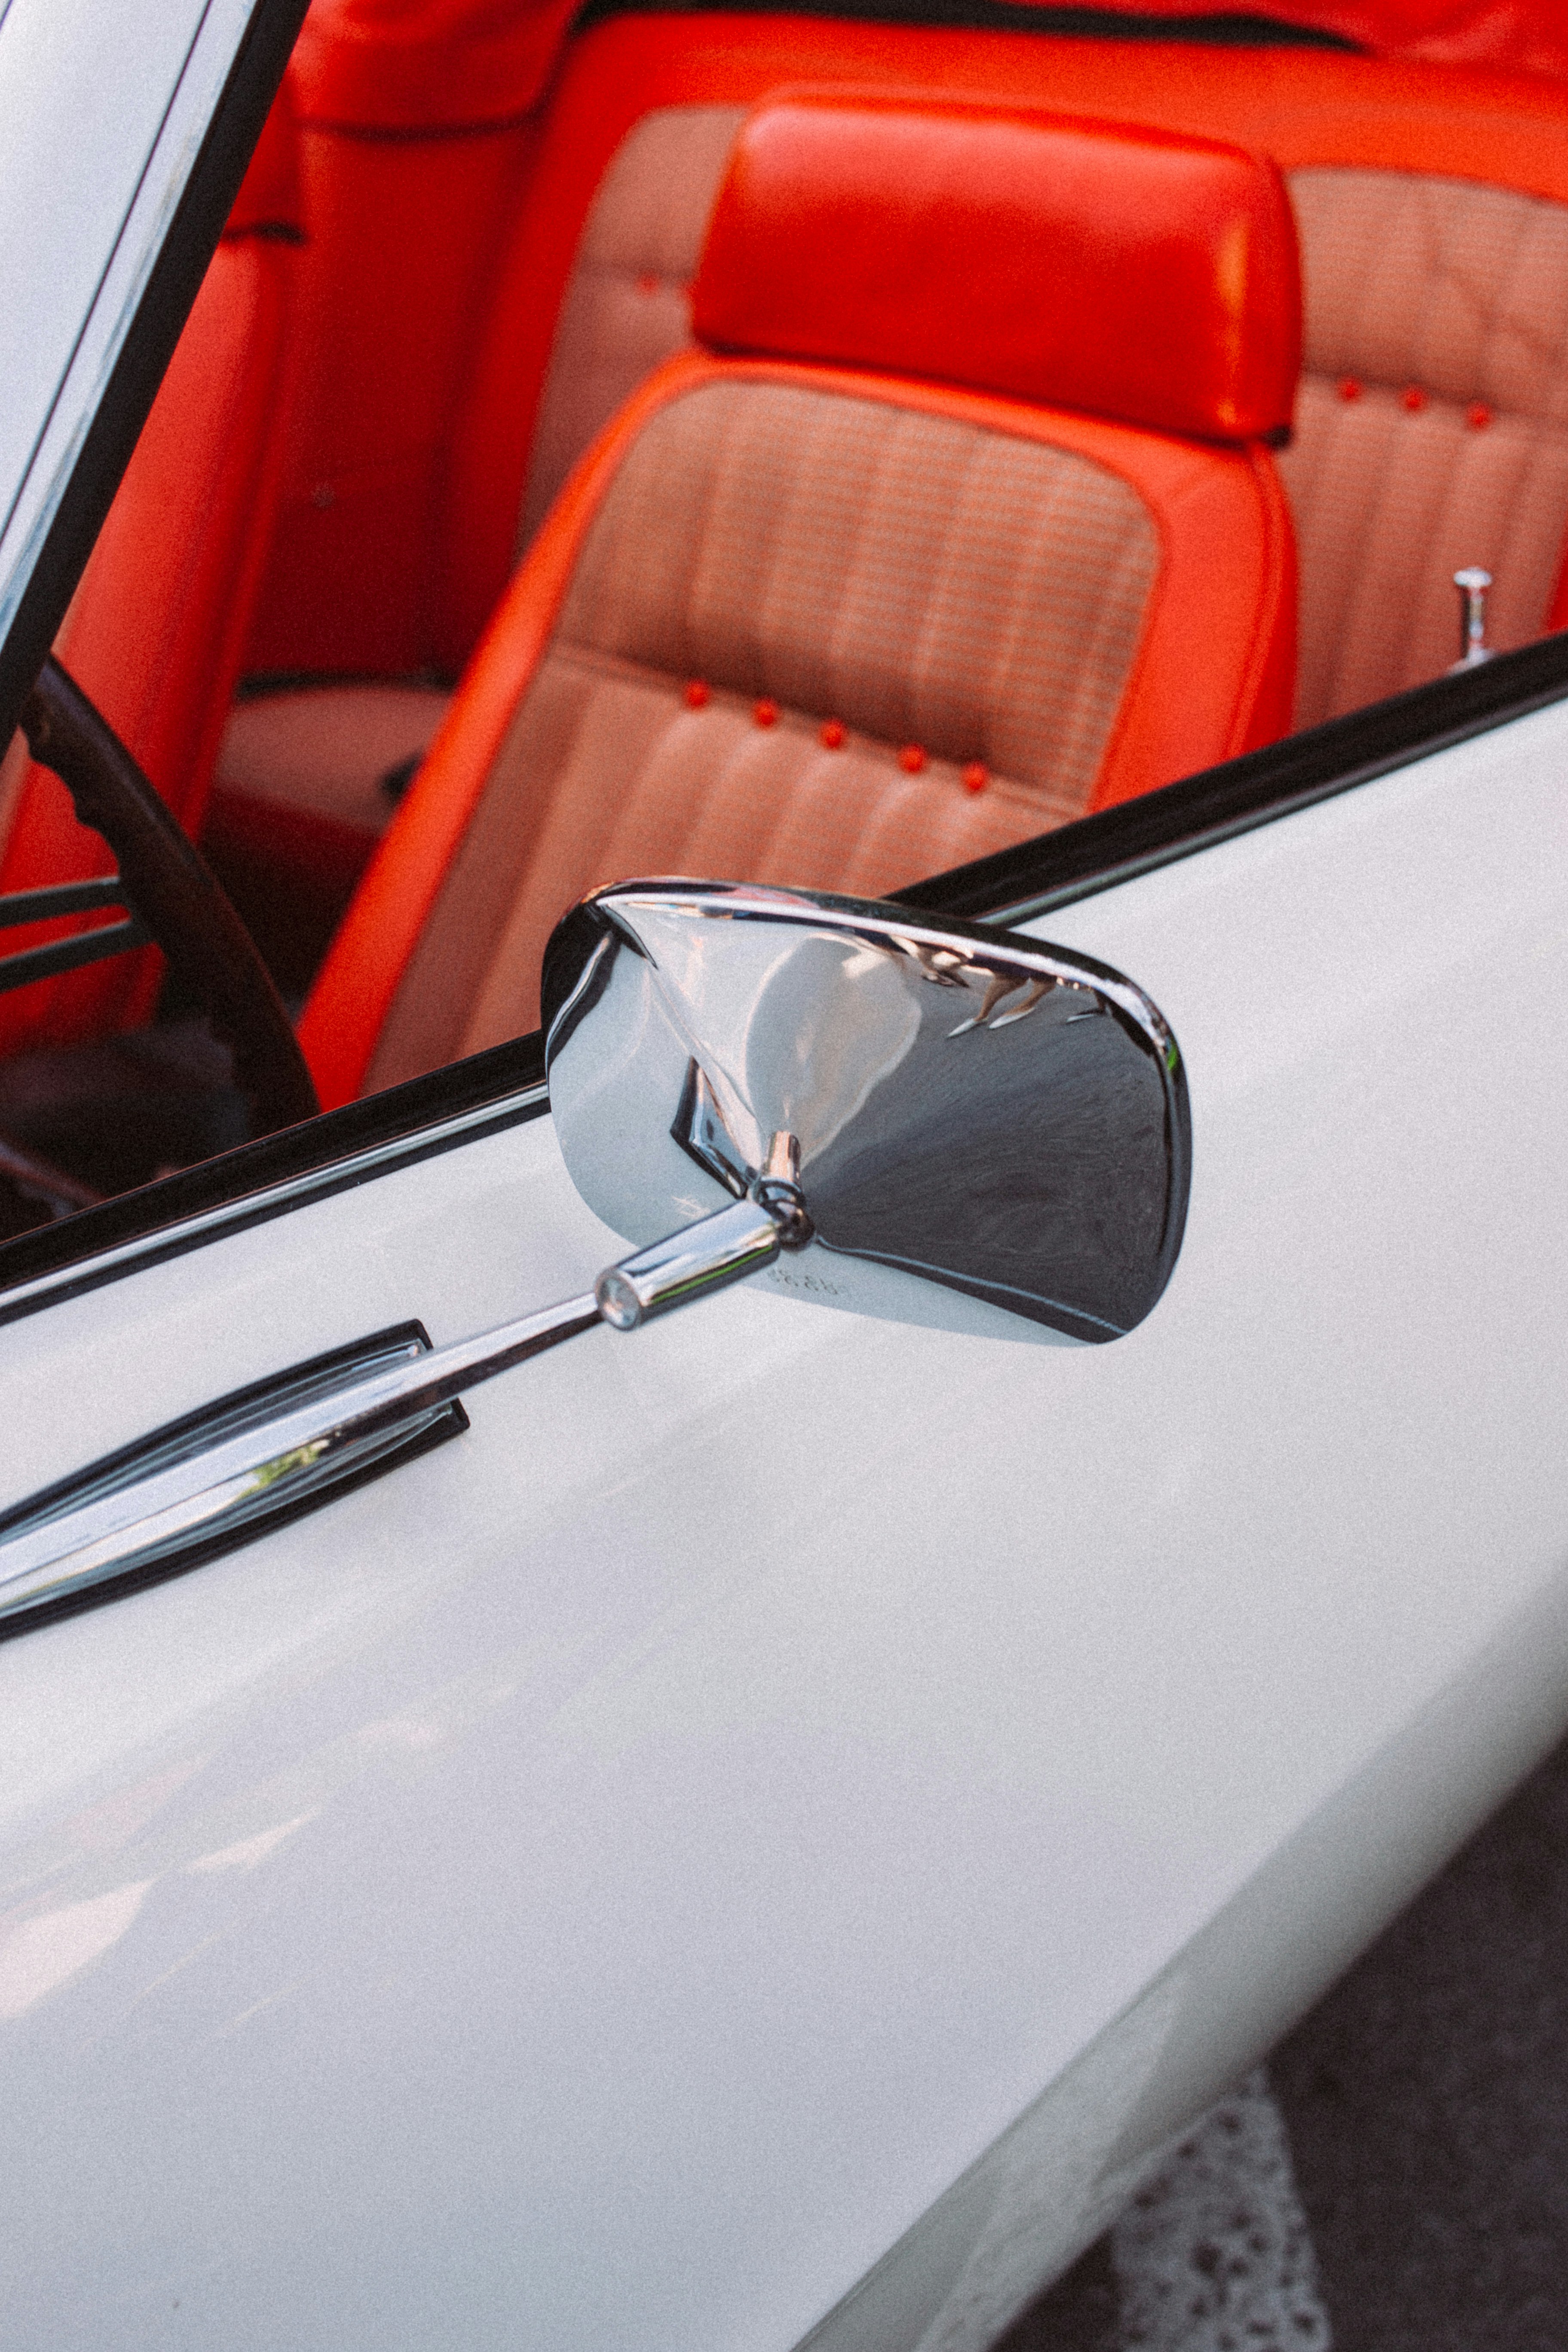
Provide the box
[0,882,1191,1627]
[544,881,1190,1346]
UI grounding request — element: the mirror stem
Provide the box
[596,1135,809,1330]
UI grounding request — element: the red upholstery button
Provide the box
[1402,385,1427,412]
[962,762,988,794]
[685,680,710,709]
[754,698,778,728]
[1337,377,1362,402]
[820,718,845,749]
[1467,401,1492,430]
[898,744,926,774]
[636,271,660,297]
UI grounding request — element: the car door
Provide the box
[3,5,1568,2347]
[3,648,1568,2349]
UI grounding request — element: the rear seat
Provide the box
[211,15,1568,893]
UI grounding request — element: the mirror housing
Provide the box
[544,881,1190,1345]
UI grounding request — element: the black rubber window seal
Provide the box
[572,0,1360,46]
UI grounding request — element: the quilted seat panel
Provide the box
[1280,167,1568,722]
[519,104,748,547]
[516,113,1568,734]
[1289,167,1568,414]
[363,377,1160,1090]
[556,379,1160,785]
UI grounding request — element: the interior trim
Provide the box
[0,0,311,749]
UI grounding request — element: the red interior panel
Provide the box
[241,0,598,682]
[240,117,539,681]
[0,103,303,1057]
[294,0,579,132]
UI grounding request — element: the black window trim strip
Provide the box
[574,0,1360,46]
[897,624,1568,926]
[0,1038,550,1329]
[3,631,1564,1329]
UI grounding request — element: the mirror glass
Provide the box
[544,882,1191,1345]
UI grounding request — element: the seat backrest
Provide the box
[1271,155,1568,721]
[439,18,1568,730]
[300,98,1298,1106]
[0,93,303,1058]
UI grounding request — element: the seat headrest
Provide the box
[692,97,1300,445]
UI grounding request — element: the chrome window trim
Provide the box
[0,1074,549,1332]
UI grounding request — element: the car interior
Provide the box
[3,0,1568,1235]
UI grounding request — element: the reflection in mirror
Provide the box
[545,882,1191,1345]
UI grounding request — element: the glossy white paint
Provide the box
[0,0,258,640]
[2,699,1568,2348]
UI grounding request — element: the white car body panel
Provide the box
[2,698,1565,2347]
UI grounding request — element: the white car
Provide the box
[0,0,1566,2345]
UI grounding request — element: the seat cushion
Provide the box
[207,682,453,882]
[300,352,1292,1107]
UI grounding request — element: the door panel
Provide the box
[2,699,1567,2349]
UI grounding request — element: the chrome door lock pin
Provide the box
[1452,567,1493,669]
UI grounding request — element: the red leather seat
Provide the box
[0,93,302,1058]
[448,20,1568,729]
[299,98,1299,1107]
[212,17,1568,903]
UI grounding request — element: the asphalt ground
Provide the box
[1001,1721,1568,2352]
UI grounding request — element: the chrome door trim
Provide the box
[0,1073,549,1330]
[0,1320,471,1634]
[0,1189,803,1631]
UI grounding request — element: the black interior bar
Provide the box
[0,913,150,998]
[0,873,128,930]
